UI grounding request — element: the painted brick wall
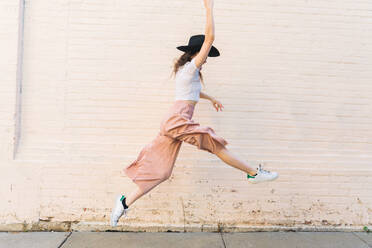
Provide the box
[0,0,371,231]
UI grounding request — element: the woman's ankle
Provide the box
[248,170,257,176]
[125,196,132,207]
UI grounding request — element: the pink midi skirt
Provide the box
[123,100,229,194]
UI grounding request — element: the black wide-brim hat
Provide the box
[176,34,220,57]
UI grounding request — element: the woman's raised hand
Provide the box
[203,0,214,10]
[211,98,224,112]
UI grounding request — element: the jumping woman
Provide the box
[110,0,278,227]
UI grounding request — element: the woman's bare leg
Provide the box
[124,186,146,207]
[215,146,258,176]
[125,182,161,207]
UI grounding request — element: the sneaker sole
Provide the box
[249,174,279,184]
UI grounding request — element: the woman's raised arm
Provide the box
[193,0,215,69]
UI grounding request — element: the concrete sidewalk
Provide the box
[0,231,371,248]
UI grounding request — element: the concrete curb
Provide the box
[0,222,369,233]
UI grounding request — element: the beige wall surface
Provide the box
[0,0,371,231]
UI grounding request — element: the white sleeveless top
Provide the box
[174,58,202,102]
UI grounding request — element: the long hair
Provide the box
[170,51,205,88]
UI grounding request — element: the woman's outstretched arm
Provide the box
[193,0,215,69]
[200,91,214,101]
[200,91,224,112]
[203,0,215,40]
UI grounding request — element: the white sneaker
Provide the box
[110,194,130,227]
[247,164,278,184]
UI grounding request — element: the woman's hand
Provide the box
[211,98,224,112]
[203,0,214,10]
